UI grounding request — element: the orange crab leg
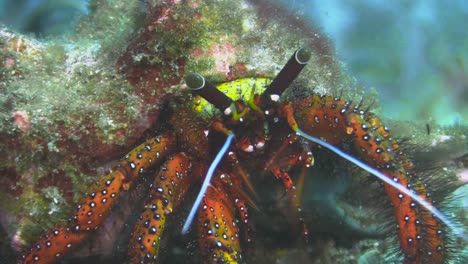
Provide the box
[197,179,243,264]
[16,225,86,264]
[287,96,447,264]
[128,152,193,263]
[349,114,445,264]
[19,133,176,264]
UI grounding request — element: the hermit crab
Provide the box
[17,46,462,264]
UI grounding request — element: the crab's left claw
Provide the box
[128,152,192,263]
[197,175,245,264]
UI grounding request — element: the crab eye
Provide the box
[186,73,233,113]
[261,47,311,107]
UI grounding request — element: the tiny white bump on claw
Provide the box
[243,145,254,152]
[270,94,280,102]
[255,141,265,149]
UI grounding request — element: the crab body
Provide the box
[17,48,455,264]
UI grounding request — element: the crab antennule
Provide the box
[182,132,235,234]
[261,47,311,104]
[186,73,233,112]
[293,126,466,240]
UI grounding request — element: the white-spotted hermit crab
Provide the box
[18,47,464,264]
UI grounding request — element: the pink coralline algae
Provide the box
[12,110,30,134]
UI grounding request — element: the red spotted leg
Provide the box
[128,152,193,263]
[18,133,176,264]
[197,176,243,264]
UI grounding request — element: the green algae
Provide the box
[3,159,95,243]
[0,0,144,148]
[75,0,142,63]
[0,0,145,243]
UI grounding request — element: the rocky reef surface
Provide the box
[0,0,466,263]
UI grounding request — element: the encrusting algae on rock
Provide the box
[0,0,466,263]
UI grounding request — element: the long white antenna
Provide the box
[181,133,234,234]
[295,127,465,239]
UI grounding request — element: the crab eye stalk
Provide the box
[261,47,311,106]
[186,73,233,113]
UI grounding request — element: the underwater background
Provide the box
[0,0,467,264]
[277,0,468,126]
[1,0,466,125]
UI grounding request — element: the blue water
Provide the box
[277,0,468,125]
[0,0,88,36]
